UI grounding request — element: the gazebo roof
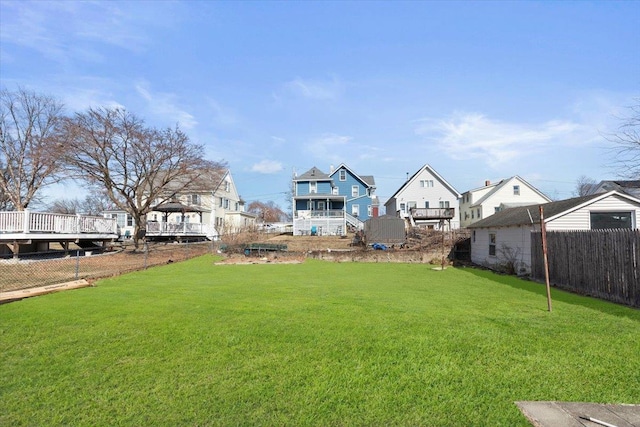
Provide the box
[152,202,204,213]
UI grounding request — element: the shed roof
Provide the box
[467,191,636,229]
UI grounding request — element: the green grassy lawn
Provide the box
[1,256,639,426]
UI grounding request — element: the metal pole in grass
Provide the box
[144,242,148,269]
[75,250,80,280]
[539,206,552,312]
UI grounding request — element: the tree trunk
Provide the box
[133,214,147,250]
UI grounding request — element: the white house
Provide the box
[105,168,256,241]
[460,176,551,228]
[468,191,640,274]
[585,180,640,199]
[385,164,461,229]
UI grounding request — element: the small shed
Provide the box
[468,190,640,274]
[364,215,406,246]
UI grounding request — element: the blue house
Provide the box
[292,164,378,236]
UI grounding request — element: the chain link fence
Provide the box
[0,241,217,293]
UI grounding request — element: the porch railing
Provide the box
[295,210,345,218]
[0,210,118,235]
[146,221,207,235]
[409,208,455,220]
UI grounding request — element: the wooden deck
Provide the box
[0,211,118,255]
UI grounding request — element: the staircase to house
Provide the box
[345,213,364,230]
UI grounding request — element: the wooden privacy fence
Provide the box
[531,230,640,307]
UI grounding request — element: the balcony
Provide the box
[409,208,455,220]
[295,210,345,219]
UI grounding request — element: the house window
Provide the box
[224,199,229,209]
[477,208,481,218]
[219,197,223,207]
[191,194,200,205]
[464,212,468,220]
[318,201,325,211]
[310,182,317,193]
[489,232,496,256]
[513,185,520,195]
[127,215,133,227]
[339,170,346,181]
[420,180,434,188]
[425,201,430,208]
[225,181,230,192]
[439,201,450,208]
[472,230,476,242]
[367,205,372,217]
[400,203,406,212]
[495,207,500,213]
[352,186,359,197]
[235,202,239,211]
[471,211,474,219]
[332,186,338,195]
[352,204,360,217]
[590,212,632,229]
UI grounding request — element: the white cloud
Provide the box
[135,82,197,129]
[0,1,181,64]
[251,160,284,174]
[283,76,344,100]
[414,112,593,168]
[205,98,239,127]
[305,133,352,165]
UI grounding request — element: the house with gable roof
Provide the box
[468,190,640,274]
[384,164,461,229]
[585,180,640,199]
[459,176,551,228]
[105,168,256,241]
[292,164,378,236]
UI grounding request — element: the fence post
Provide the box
[23,210,30,233]
[75,250,80,280]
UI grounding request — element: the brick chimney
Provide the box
[485,180,491,186]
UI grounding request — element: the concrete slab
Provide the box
[516,402,640,427]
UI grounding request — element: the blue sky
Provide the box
[1,1,639,211]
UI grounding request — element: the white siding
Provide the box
[461,177,550,228]
[388,167,460,228]
[547,194,640,230]
[471,225,536,274]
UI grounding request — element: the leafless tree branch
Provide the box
[0,87,66,210]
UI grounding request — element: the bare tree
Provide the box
[47,192,115,215]
[609,101,640,179]
[248,200,288,223]
[47,198,82,214]
[574,175,597,197]
[0,87,66,210]
[80,191,116,215]
[63,107,226,248]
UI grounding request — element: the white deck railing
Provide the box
[146,221,208,235]
[0,210,118,235]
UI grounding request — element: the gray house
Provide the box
[468,191,640,274]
